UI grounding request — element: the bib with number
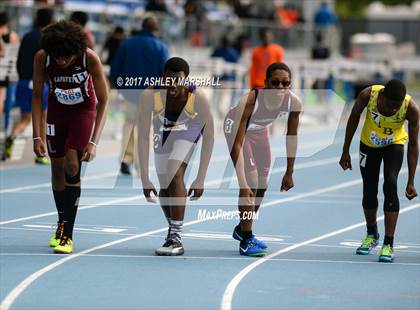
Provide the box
[54,87,84,105]
[360,85,409,148]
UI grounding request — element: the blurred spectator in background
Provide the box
[211,36,239,71]
[191,23,203,47]
[3,8,53,163]
[103,26,125,66]
[233,33,249,58]
[211,36,239,117]
[275,3,303,28]
[184,0,206,18]
[311,31,333,123]
[165,0,185,44]
[250,28,284,88]
[314,2,337,29]
[311,32,330,60]
[0,38,4,57]
[102,25,125,138]
[35,0,64,3]
[0,11,19,117]
[70,11,96,49]
[111,15,169,175]
[184,0,206,47]
[232,0,252,18]
[311,32,332,91]
[146,0,167,12]
[296,6,305,24]
[253,0,276,20]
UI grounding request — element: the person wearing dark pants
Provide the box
[4,8,53,163]
[340,80,419,263]
[111,15,169,175]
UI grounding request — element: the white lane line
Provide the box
[182,232,284,242]
[0,227,288,241]
[0,176,370,309]
[0,140,333,194]
[202,139,335,164]
[0,154,118,171]
[205,154,353,186]
[189,230,292,238]
[0,153,357,225]
[0,163,145,194]
[0,196,141,225]
[35,222,138,229]
[255,166,416,209]
[0,218,205,310]
[0,172,116,194]
[2,227,419,254]
[1,163,411,309]
[0,169,364,310]
[220,203,420,310]
[339,241,420,250]
[0,253,419,266]
[0,227,137,237]
[344,239,420,247]
[23,225,126,233]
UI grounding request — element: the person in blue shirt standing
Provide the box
[111,14,169,175]
[211,36,239,74]
[211,36,239,119]
[3,8,53,163]
[314,2,337,29]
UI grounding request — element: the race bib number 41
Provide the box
[54,87,83,105]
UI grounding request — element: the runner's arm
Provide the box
[194,89,214,183]
[138,89,154,183]
[342,87,370,154]
[406,100,419,187]
[285,93,302,176]
[32,50,47,140]
[231,90,256,188]
[87,49,109,145]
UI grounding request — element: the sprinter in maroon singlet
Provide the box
[224,62,302,256]
[32,21,108,254]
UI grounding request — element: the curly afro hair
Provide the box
[41,20,87,58]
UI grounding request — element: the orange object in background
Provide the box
[191,31,203,47]
[250,44,284,88]
[276,7,299,28]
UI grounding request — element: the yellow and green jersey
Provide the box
[360,85,410,148]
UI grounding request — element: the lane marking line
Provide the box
[1,140,336,193]
[0,154,358,225]
[0,253,419,266]
[220,203,420,310]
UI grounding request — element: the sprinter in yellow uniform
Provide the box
[340,80,419,263]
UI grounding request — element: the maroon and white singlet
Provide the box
[45,52,97,158]
[224,88,291,176]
